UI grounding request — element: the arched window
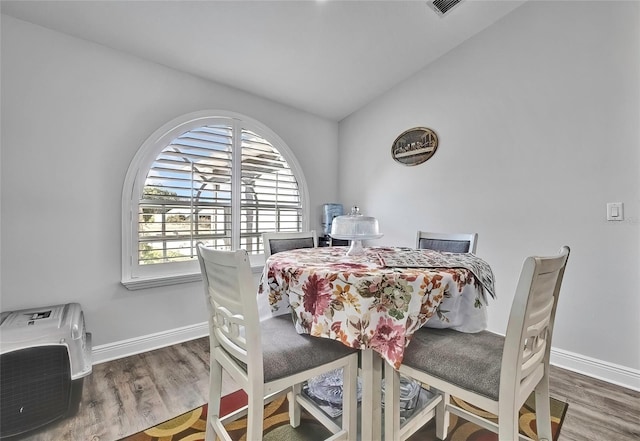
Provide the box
[122,110,308,289]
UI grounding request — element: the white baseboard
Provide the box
[91,322,209,365]
[91,324,640,392]
[551,347,640,392]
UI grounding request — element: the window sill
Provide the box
[122,264,265,290]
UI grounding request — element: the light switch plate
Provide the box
[607,202,624,221]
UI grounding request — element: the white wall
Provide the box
[2,2,638,389]
[339,1,639,380]
[0,16,339,347]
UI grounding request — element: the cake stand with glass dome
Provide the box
[330,206,383,256]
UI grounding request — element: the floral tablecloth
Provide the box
[259,246,494,369]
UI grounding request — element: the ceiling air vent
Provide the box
[427,0,464,17]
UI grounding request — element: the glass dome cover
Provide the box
[330,206,383,256]
[330,206,383,240]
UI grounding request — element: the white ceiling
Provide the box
[1,0,526,121]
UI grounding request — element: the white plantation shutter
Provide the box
[122,111,308,289]
[240,129,302,254]
[139,125,234,264]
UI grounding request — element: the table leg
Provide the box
[360,348,383,441]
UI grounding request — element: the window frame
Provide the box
[121,110,309,290]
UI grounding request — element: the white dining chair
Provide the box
[416,231,478,253]
[262,230,317,258]
[196,244,358,441]
[384,246,570,441]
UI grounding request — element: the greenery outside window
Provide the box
[122,110,308,289]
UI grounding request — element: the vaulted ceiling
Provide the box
[1,0,526,121]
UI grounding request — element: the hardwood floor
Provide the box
[548,365,640,441]
[10,337,640,441]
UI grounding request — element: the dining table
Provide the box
[258,245,495,440]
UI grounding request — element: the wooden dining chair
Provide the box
[416,231,478,253]
[262,230,317,258]
[384,246,570,441]
[196,244,358,441]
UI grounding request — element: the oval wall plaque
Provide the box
[391,127,438,166]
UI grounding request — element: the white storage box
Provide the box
[0,303,92,438]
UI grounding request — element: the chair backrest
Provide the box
[500,246,570,404]
[196,244,263,378]
[416,231,478,253]
[262,230,317,258]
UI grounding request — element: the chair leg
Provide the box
[204,416,216,441]
[247,384,265,441]
[435,390,450,440]
[343,358,358,441]
[288,384,302,428]
[497,401,519,441]
[204,425,216,441]
[534,374,553,441]
[383,362,401,441]
[206,358,224,441]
